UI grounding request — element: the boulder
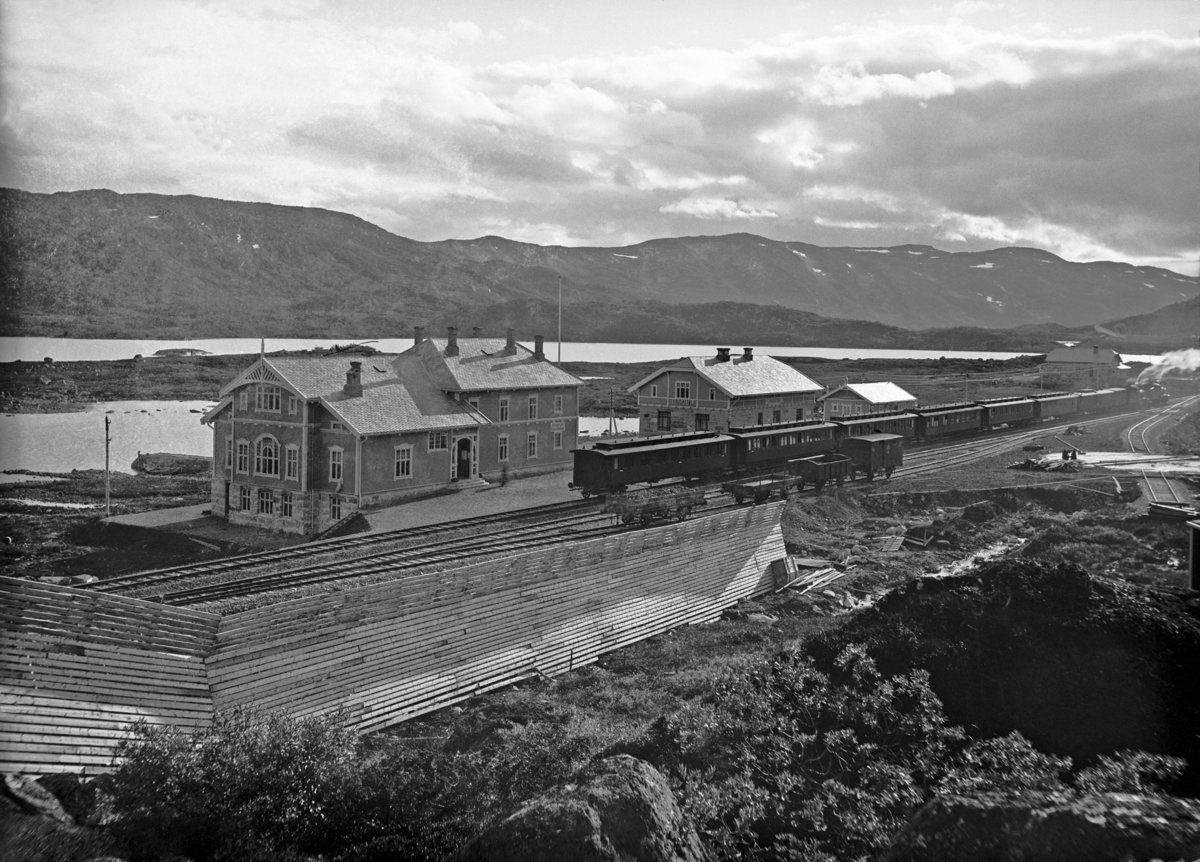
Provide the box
[4,774,74,825]
[130,452,212,475]
[454,755,709,862]
[878,791,1200,862]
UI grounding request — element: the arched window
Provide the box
[254,435,279,477]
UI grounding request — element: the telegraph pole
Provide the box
[104,415,111,518]
[557,276,563,364]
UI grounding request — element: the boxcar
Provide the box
[788,453,852,490]
[1090,388,1125,412]
[831,411,917,440]
[1031,392,1079,423]
[839,433,904,481]
[913,402,984,441]
[570,432,733,496]
[1074,390,1102,414]
[728,420,840,471]
[979,397,1035,429]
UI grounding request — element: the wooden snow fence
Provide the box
[1,576,219,774]
[206,503,785,732]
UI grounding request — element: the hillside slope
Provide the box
[2,188,1195,339]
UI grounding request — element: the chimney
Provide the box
[716,347,731,362]
[343,361,363,398]
[534,335,545,360]
[413,325,424,347]
[445,326,459,357]
[742,347,754,361]
[472,326,483,338]
[506,328,517,355]
[1093,345,1100,355]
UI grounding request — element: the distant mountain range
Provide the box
[2,188,1195,350]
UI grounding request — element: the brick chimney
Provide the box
[742,347,754,361]
[413,326,424,347]
[472,326,483,338]
[716,347,731,362]
[445,326,459,357]
[506,328,517,355]
[343,361,363,397]
[534,335,545,360]
[1093,345,1100,355]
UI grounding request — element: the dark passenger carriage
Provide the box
[979,396,1035,429]
[727,420,839,471]
[1029,391,1079,422]
[912,402,984,440]
[830,410,917,440]
[570,431,733,495]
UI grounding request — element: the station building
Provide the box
[1038,345,1129,389]
[628,348,824,435]
[818,382,917,418]
[203,328,581,535]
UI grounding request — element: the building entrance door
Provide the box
[455,437,473,480]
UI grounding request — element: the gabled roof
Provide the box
[628,355,823,398]
[410,338,582,391]
[1044,346,1123,365]
[219,355,401,400]
[819,382,917,404]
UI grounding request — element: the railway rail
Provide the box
[1141,469,1182,506]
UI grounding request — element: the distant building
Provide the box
[203,327,581,535]
[1039,345,1128,389]
[818,382,917,418]
[628,348,824,434]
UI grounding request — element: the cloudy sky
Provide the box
[3,0,1198,273]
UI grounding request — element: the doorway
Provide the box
[455,437,474,480]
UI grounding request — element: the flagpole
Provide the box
[557,276,562,364]
[104,415,111,518]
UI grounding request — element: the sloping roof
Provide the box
[412,338,582,391]
[629,355,823,398]
[819,382,917,404]
[1044,346,1123,365]
[220,355,402,400]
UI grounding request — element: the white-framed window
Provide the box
[499,397,509,422]
[498,434,509,462]
[238,390,248,411]
[225,438,232,471]
[256,384,281,412]
[527,395,538,420]
[428,431,448,451]
[239,486,251,511]
[553,430,563,450]
[284,445,299,481]
[280,491,293,518]
[468,398,480,412]
[257,487,274,514]
[330,420,344,432]
[329,447,343,482]
[554,394,564,415]
[394,445,412,479]
[236,441,250,474]
[287,395,298,415]
[254,436,279,477]
[675,380,690,399]
[527,432,538,458]
[330,495,342,520]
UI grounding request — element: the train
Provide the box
[569,384,1165,497]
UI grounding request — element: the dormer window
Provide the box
[330,421,344,432]
[256,384,281,412]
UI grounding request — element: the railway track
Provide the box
[1141,469,1182,506]
[1126,394,1200,453]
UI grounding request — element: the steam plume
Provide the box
[1136,348,1200,384]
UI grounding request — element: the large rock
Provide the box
[4,774,74,825]
[878,791,1200,862]
[454,755,709,862]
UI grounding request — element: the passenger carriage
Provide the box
[1030,391,1080,423]
[831,410,917,440]
[569,431,733,496]
[912,402,984,441]
[727,420,839,472]
[979,397,1035,429]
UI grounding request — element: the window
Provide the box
[428,431,448,451]
[330,420,344,432]
[238,390,248,411]
[795,408,804,421]
[527,395,538,420]
[330,495,342,520]
[239,486,251,511]
[772,410,782,424]
[498,435,509,462]
[288,395,298,415]
[499,397,509,421]
[695,414,709,431]
[467,398,480,412]
[225,438,232,471]
[254,436,279,477]
[256,384,281,412]
[553,430,563,450]
[527,432,538,458]
[757,412,764,425]
[675,380,690,399]
[657,410,671,431]
[709,388,716,401]
[257,488,274,514]
[394,445,412,479]
[651,385,658,397]
[284,445,299,481]
[329,447,343,482]
[280,491,293,518]
[236,441,250,474]
[554,394,563,415]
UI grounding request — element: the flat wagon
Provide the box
[788,453,852,490]
[722,474,797,504]
[604,487,707,525]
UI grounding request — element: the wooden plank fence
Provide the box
[2,503,785,773]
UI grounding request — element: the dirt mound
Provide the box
[782,492,864,534]
[802,559,1200,794]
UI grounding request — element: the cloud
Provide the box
[659,197,779,219]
